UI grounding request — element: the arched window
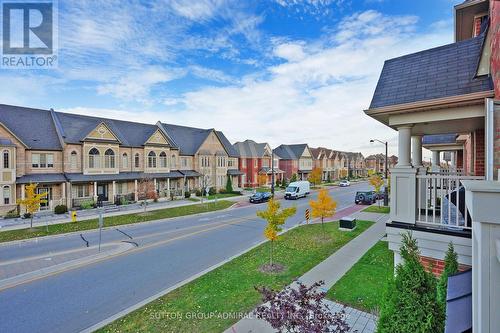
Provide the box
[70,151,77,169]
[148,151,156,168]
[88,148,100,168]
[122,153,128,168]
[159,151,167,168]
[3,150,9,169]
[104,149,115,168]
[171,154,176,168]
[134,153,140,168]
[3,186,10,204]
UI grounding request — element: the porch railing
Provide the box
[416,174,484,230]
[429,167,465,176]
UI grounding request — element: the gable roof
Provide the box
[215,131,239,157]
[159,123,211,155]
[273,144,309,160]
[369,33,493,109]
[0,104,62,150]
[234,140,269,158]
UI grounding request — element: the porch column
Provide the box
[62,182,66,205]
[462,181,500,333]
[93,182,98,202]
[153,178,157,193]
[167,178,170,199]
[411,135,423,167]
[134,179,138,202]
[112,181,116,203]
[450,151,456,168]
[432,150,441,172]
[397,126,412,167]
[66,182,72,208]
[21,184,25,200]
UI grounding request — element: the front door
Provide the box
[36,187,52,210]
[97,184,108,201]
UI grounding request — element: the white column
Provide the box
[462,180,500,333]
[112,181,116,203]
[62,182,66,205]
[167,178,171,199]
[66,182,72,208]
[397,126,412,167]
[432,150,440,171]
[411,135,423,167]
[134,179,138,202]
[450,151,456,168]
[93,182,98,202]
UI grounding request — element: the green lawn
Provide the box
[99,220,374,333]
[205,193,241,200]
[0,201,234,244]
[326,241,393,312]
[363,205,390,214]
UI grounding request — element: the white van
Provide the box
[285,181,310,200]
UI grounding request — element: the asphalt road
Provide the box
[0,182,370,333]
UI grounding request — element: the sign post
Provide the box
[305,209,310,224]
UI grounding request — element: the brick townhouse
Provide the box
[0,105,240,215]
[233,139,283,188]
[273,144,313,181]
[365,0,500,331]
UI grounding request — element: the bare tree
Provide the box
[138,176,157,212]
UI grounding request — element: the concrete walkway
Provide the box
[225,210,389,333]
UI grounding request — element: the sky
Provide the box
[0,0,459,158]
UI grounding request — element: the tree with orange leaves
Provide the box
[308,167,322,186]
[309,189,337,235]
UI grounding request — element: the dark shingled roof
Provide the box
[422,134,458,145]
[369,33,493,109]
[216,131,239,157]
[234,140,269,158]
[0,105,62,150]
[227,169,244,176]
[159,123,211,156]
[65,171,184,182]
[273,144,308,160]
[16,173,67,184]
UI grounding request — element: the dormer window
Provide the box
[473,14,488,37]
[148,151,157,168]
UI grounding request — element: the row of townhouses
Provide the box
[0,106,380,215]
[365,0,500,331]
[233,140,372,188]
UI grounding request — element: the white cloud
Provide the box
[274,42,307,62]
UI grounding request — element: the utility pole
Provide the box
[370,139,389,206]
[271,149,275,197]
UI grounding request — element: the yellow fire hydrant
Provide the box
[71,211,77,222]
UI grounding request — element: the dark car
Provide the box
[355,191,376,205]
[249,192,272,203]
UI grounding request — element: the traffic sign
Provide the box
[305,209,310,224]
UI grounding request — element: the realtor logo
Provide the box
[1,0,58,68]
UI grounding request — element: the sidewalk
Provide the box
[226,210,389,333]
[0,194,250,231]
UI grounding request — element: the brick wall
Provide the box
[464,134,473,175]
[492,0,500,179]
[456,149,463,169]
[475,128,485,176]
[419,255,471,277]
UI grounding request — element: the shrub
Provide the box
[4,208,20,219]
[226,176,233,193]
[437,242,459,306]
[80,200,95,210]
[195,189,203,197]
[377,232,444,333]
[184,191,191,199]
[120,196,129,205]
[208,187,216,196]
[290,174,298,182]
[23,212,32,219]
[54,205,68,214]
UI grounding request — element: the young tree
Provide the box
[258,174,268,187]
[254,281,350,333]
[377,232,444,333]
[309,189,337,235]
[290,173,298,182]
[308,167,322,185]
[225,176,233,193]
[369,174,384,207]
[138,176,157,212]
[275,177,280,188]
[17,183,48,229]
[437,242,459,306]
[257,199,296,270]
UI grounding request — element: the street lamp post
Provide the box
[271,150,275,197]
[370,139,389,206]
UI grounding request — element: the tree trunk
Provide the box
[270,240,273,267]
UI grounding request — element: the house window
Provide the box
[182,157,188,167]
[122,153,128,168]
[104,149,115,168]
[32,153,54,168]
[241,159,246,167]
[73,185,89,198]
[171,154,176,168]
[254,159,258,167]
[134,153,140,168]
[3,150,9,169]
[3,186,10,204]
[70,151,77,169]
[159,152,167,168]
[148,151,157,168]
[88,148,100,168]
[228,159,233,167]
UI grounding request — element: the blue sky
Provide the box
[1,0,459,157]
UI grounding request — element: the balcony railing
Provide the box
[429,167,465,176]
[416,174,484,230]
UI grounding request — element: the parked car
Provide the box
[355,191,376,205]
[284,181,310,200]
[249,192,272,203]
[339,180,350,187]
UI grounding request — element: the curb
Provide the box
[0,242,133,292]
